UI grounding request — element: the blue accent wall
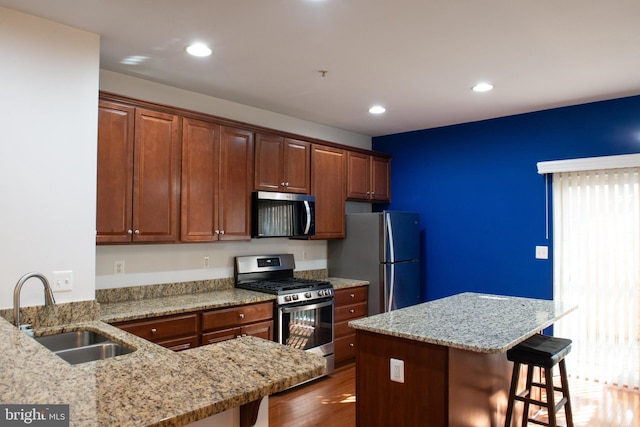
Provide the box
[373,95,640,301]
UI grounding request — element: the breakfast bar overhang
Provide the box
[348,292,576,427]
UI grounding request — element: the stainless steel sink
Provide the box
[35,330,111,352]
[35,330,135,364]
[53,342,134,365]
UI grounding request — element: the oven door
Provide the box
[278,298,334,357]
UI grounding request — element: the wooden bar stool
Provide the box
[504,334,574,427]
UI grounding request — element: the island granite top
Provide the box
[348,292,577,354]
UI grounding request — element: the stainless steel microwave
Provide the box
[252,191,315,238]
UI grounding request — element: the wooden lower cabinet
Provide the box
[112,312,200,352]
[202,302,274,345]
[333,285,368,364]
[112,301,274,351]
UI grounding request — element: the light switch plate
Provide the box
[52,270,73,292]
[535,245,549,259]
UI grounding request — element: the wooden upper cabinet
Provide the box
[311,144,346,239]
[180,118,220,242]
[96,102,181,243]
[347,151,391,202]
[254,133,310,194]
[97,100,134,243]
[370,155,391,202]
[180,119,254,242]
[346,151,370,201]
[217,126,254,240]
[133,108,182,242]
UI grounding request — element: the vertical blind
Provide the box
[553,168,640,389]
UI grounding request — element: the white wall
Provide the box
[97,72,372,289]
[0,7,372,304]
[0,7,100,309]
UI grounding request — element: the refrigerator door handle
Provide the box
[386,215,395,311]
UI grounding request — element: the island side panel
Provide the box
[448,347,520,427]
[355,330,448,427]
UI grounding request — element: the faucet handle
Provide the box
[19,324,34,337]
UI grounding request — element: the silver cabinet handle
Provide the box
[239,313,245,319]
[220,230,225,235]
[349,309,355,314]
[215,230,220,235]
[127,229,133,235]
[281,182,286,187]
[350,293,355,298]
[151,328,157,334]
[134,229,140,235]
[349,343,354,348]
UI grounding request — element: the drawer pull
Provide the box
[349,309,356,314]
[349,343,355,348]
[151,328,157,334]
[350,293,355,298]
[239,313,245,319]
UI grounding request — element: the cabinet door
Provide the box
[346,151,370,201]
[180,118,221,242]
[254,133,284,192]
[283,138,310,194]
[132,108,181,242]
[311,144,346,239]
[370,156,391,202]
[218,126,254,240]
[96,100,135,243]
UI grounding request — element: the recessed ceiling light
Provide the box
[369,105,386,114]
[472,82,494,92]
[186,43,212,57]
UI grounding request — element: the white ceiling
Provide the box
[2,0,640,137]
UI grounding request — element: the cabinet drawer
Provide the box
[335,302,367,323]
[156,335,200,352]
[334,334,357,362]
[202,301,273,331]
[202,327,242,345]
[334,319,357,338]
[114,312,198,342]
[334,286,368,306]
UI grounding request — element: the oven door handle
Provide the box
[280,298,333,313]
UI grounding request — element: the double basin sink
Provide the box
[35,330,135,365]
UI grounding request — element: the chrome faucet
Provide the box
[13,272,56,332]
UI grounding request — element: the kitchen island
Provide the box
[348,292,576,427]
[0,317,324,426]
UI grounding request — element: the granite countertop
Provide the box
[349,292,576,354]
[99,288,277,323]
[0,318,325,426]
[99,278,368,324]
[326,277,369,290]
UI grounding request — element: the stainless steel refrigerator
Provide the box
[328,211,421,315]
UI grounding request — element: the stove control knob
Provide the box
[305,292,312,298]
[284,295,292,302]
[293,294,299,300]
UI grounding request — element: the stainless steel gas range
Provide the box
[235,254,334,375]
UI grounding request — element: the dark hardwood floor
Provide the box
[269,363,640,427]
[269,364,355,427]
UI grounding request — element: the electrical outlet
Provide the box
[114,260,125,275]
[52,270,73,292]
[203,256,210,268]
[390,358,405,383]
[535,245,549,259]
